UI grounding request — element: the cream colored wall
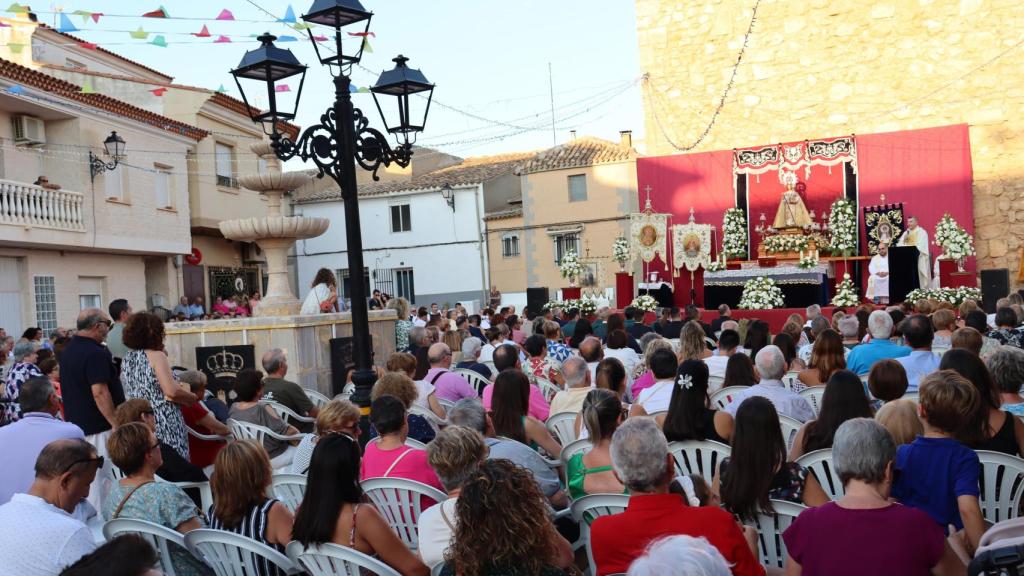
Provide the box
[636,0,1024,279]
[486,215,527,293]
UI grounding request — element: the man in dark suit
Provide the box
[627,307,653,340]
[662,307,684,339]
[710,304,733,334]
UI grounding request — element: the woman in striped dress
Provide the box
[208,440,294,575]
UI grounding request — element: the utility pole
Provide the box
[548,62,556,146]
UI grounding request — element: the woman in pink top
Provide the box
[507,315,527,346]
[632,338,675,398]
[360,395,444,494]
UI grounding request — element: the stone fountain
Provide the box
[219,142,329,316]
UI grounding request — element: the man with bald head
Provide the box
[424,342,477,402]
[549,357,592,415]
[59,308,122,509]
[260,348,318,432]
[579,336,604,383]
[723,345,815,422]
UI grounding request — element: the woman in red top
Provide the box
[177,370,231,469]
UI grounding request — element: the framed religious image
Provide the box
[578,261,600,288]
[630,211,669,264]
[671,221,712,271]
[639,224,658,247]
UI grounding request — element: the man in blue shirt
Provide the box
[847,310,911,375]
[897,314,941,392]
[187,296,205,319]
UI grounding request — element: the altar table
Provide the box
[638,282,674,308]
[704,265,830,309]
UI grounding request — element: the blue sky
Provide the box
[41,1,644,159]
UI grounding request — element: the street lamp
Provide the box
[89,131,126,182]
[440,183,455,212]
[230,0,434,419]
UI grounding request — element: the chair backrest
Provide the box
[798,386,824,417]
[571,493,631,575]
[778,414,803,452]
[262,400,313,427]
[782,372,800,391]
[408,403,446,427]
[103,518,186,576]
[559,438,593,467]
[437,398,456,414]
[533,376,561,403]
[271,473,308,514]
[304,389,332,409]
[977,451,1024,524]
[227,418,270,444]
[667,440,731,479]
[795,449,844,501]
[184,528,297,576]
[709,386,748,410]
[453,368,490,396]
[285,541,400,576]
[404,437,428,450]
[708,374,725,391]
[749,500,808,569]
[546,411,579,445]
[361,477,447,551]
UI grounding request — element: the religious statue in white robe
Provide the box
[898,217,930,290]
[866,244,890,304]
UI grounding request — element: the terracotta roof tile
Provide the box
[295,151,537,203]
[483,207,523,221]
[37,24,174,82]
[518,136,637,174]
[0,57,208,141]
[207,92,300,141]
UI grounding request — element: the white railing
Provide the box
[0,179,85,231]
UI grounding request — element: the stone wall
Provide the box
[164,310,397,396]
[637,0,1024,283]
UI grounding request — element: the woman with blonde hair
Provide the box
[678,321,711,362]
[932,308,956,349]
[209,440,294,574]
[385,352,446,419]
[875,398,923,446]
[290,399,361,474]
[390,297,413,350]
[371,372,437,443]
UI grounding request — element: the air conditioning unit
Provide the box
[12,115,45,146]
[242,242,265,264]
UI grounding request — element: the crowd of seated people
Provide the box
[9,294,1024,575]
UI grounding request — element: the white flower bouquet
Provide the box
[612,237,630,264]
[630,294,659,312]
[764,234,811,254]
[558,250,584,279]
[828,198,857,256]
[576,295,599,315]
[904,287,982,307]
[706,260,726,272]
[797,251,820,269]
[934,213,975,261]
[723,208,748,258]
[738,277,785,309]
[831,273,860,306]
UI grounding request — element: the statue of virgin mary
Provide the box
[772,171,813,230]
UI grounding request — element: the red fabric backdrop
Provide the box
[636,124,975,306]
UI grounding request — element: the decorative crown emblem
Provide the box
[206,350,245,379]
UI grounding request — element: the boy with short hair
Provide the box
[892,369,984,554]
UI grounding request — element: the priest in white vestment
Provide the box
[867,243,890,304]
[898,216,930,290]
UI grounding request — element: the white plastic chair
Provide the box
[409,403,446,428]
[226,419,304,468]
[546,411,579,445]
[798,387,825,417]
[749,500,808,569]
[103,518,188,576]
[262,400,316,428]
[532,376,562,403]
[184,528,299,575]
[437,398,456,414]
[430,560,446,576]
[571,494,631,575]
[778,414,803,452]
[361,477,447,551]
[708,374,725,392]
[404,437,428,450]
[709,386,748,410]
[977,451,1024,524]
[285,541,400,576]
[667,440,731,479]
[271,473,308,514]
[187,426,231,443]
[559,438,593,467]
[453,368,490,396]
[304,389,332,409]
[795,449,844,501]
[782,372,800,391]
[167,480,215,515]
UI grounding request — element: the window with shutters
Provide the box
[553,233,581,263]
[501,233,520,257]
[390,203,412,232]
[154,165,172,208]
[215,143,237,188]
[33,275,56,333]
[568,174,587,202]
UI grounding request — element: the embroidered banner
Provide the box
[630,210,669,265]
[671,221,713,272]
[734,136,857,178]
[863,202,905,255]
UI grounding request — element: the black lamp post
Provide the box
[230,0,434,418]
[89,131,126,182]
[440,182,455,212]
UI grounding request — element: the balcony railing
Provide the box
[0,179,85,231]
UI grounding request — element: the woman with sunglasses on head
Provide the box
[102,422,211,576]
[290,399,361,475]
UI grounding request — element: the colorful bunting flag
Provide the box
[150,87,167,96]
[215,9,234,21]
[275,84,290,92]
[291,22,311,30]
[5,3,26,14]
[57,13,78,33]
[6,85,24,94]
[77,41,98,50]
[215,84,228,93]
[72,9,91,22]
[91,12,102,23]
[348,32,375,37]
[277,5,295,23]
[149,35,167,47]
[142,6,169,18]
[361,38,372,53]
[80,78,95,94]
[7,43,24,53]
[193,24,210,38]
[277,35,297,42]
[312,35,328,42]
[130,27,149,39]
[357,87,371,93]
[213,35,231,43]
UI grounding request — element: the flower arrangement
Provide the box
[738,277,785,309]
[831,273,860,306]
[828,198,857,256]
[575,295,600,315]
[706,260,726,272]
[612,237,630,264]
[796,250,820,269]
[630,294,659,312]
[904,287,982,307]
[722,208,748,258]
[763,234,812,254]
[558,250,584,280]
[542,300,562,312]
[934,213,975,261]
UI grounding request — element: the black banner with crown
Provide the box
[863,201,906,256]
[196,345,256,401]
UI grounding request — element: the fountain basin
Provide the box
[219,216,329,242]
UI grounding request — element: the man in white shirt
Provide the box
[549,357,592,415]
[412,306,429,328]
[631,348,679,415]
[704,329,739,385]
[724,346,815,422]
[579,337,604,384]
[0,438,99,575]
